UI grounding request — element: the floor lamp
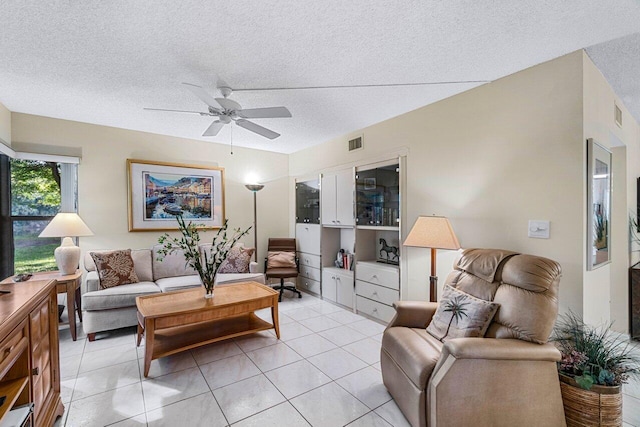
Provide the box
[404,215,460,302]
[245,184,265,262]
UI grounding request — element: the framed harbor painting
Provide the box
[127,159,225,231]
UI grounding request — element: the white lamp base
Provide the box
[55,237,80,275]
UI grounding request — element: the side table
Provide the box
[1,270,83,341]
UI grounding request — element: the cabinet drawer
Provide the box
[298,253,321,269]
[0,320,27,372]
[299,265,321,282]
[298,277,321,295]
[356,296,396,324]
[356,280,399,306]
[355,263,399,290]
[296,224,321,255]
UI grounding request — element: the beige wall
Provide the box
[582,52,640,331]
[10,114,290,269]
[0,101,11,147]
[290,51,586,314]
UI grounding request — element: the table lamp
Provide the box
[39,213,93,275]
[404,215,460,302]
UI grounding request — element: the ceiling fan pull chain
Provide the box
[230,123,234,155]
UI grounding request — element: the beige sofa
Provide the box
[381,249,566,427]
[82,245,264,341]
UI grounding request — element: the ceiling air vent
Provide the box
[348,135,363,152]
[615,103,622,127]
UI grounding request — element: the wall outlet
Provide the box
[528,220,550,239]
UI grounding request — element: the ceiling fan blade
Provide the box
[235,119,280,139]
[183,82,219,108]
[202,120,225,137]
[215,97,242,111]
[144,107,211,116]
[237,106,292,119]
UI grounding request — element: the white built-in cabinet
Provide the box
[295,158,405,323]
[321,169,354,226]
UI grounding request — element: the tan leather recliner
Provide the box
[381,249,566,427]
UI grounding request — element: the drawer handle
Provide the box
[371,274,378,279]
[4,346,12,357]
[372,291,378,296]
[32,367,39,376]
[373,308,378,313]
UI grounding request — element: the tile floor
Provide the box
[53,291,640,427]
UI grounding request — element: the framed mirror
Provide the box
[587,138,612,270]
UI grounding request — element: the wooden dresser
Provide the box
[0,278,64,426]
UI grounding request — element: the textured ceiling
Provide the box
[1,1,640,154]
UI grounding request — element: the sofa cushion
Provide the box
[82,281,160,311]
[216,272,265,285]
[152,245,198,280]
[218,246,255,273]
[91,250,140,289]
[84,249,153,282]
[426,285,499,342]
[382,326,443,389]
[155,275,202,293]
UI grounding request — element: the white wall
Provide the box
[290,51,586,314]
[0,101,11,148]
[582,52,640,331]
[10,114,290,269]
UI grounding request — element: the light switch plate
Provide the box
[528,220,550,239]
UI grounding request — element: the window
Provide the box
[0,156,78,276]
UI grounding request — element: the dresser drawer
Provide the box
[299,265,321,282]
[0,320,28,371]
[296,224,321,255]
[298,253,321,269]
[356,296,396,324]
[355,262,399,290]
[356,280,399,306]
[298,277,321,295]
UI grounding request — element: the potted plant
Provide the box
[552,312,640,426]
[156,214,251,298]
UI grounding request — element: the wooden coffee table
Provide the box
[136,281,280,377]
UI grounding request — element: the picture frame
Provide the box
[586,139,611,270]
[127,159,225,231]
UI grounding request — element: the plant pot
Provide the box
[559,373,622,426]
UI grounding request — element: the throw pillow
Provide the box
[267,251,296,268]
[91,249,140,289]
[426,285,499,342]
[218,246,255,273]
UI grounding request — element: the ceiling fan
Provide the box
[144,83,292,139]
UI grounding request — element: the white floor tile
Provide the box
[83,329,136,353]
[106,413,148,426]
[60,354,82,380]
[623,394,640,426]
[78,343,138,373]
[138,351,197,379]
[59,336,86,358]
[73,360,141,401]
[307,348,368,380]
[291,382,369,427]
[231,402,310,426]
[375,400,411,427]
[234,331,279,351]
[319,325,367,347]
[343,337,382,364]
[308,302,345,315]
[284,307,322,321]
[347,412,392,426]
[146,392,227,426]
[265,360,332,399]
[60,377,75,404]
[191,340,243,365]
[285,334,337,358]
[214,374,286,424]
[65,382,145,427]
[245,342,303,372]
[298,315,342,333]
[141,366,210,411]
[199,353,261,390]
[347,318,387,336]
[326,310,364,325]
[337,366,392,409]
[278,322,314,341]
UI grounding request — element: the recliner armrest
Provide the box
[387,301,438,329]
[441,338,561,362]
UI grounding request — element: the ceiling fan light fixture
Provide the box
[219,115,232,124]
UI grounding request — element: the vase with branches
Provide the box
[156,214,251,298]
[439,296,469,341]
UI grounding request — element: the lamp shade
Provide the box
[403,216,460,249]
[39,213,93,238]
[245,184,265,192]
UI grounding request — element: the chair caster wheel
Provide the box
[298,294,302,298]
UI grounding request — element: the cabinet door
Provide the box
[321,270,336,302]
[30,289,58,425]
[321,174,337,225]
[335,272,354,308]
[335,169,354,226]
[296,223,321,255]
